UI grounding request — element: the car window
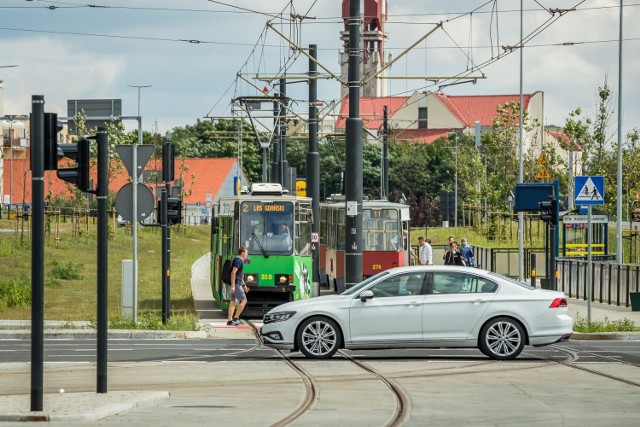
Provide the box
[369,272,426,298]
[342,271,390,295]
[430,272,498,294]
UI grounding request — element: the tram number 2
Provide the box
[261,274,273,281]
[372,264,382,270]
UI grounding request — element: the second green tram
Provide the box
[211,183,313,313]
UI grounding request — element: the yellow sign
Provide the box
[536,166,551,180]
[536,151,548,165]
[296,179,307,197]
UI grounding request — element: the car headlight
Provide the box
[263,311,296,324]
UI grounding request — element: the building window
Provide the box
[418,107,428,129]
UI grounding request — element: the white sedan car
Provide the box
[261,266,573,360]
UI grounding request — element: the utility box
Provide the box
[121,260,137,319]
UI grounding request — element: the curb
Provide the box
[0,391,170,423]
[0,329,204,340]
[570,332,640,340]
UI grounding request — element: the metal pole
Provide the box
[30,95,45,411]
[587,205,593,324]
[9,118,13,206]
[382,106,389,199]
[517,0,525,281]
[455,134,458,228]
[616,0,623,265]
[96,127,108,393]
[161,187,169,324]
[345,0,363,289]
[280,79,288,189]
[271,97,280,183]
[307,44,321,297]
[128,85,150,320]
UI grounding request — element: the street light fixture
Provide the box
[127,84,152,118]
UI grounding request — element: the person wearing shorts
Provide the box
[227,246,248,326]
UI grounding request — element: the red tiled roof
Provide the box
[437,93,535,127]
[391,129,450,144]
[2,157,241,205]
[335,96,410,130]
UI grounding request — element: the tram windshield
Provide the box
[363,208,401,251]
[240,201,294,255]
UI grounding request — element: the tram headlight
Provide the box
[276,274,290,285]
[263,311,296,324]
[244,273,258,286]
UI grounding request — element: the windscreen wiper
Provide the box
[252,232,269,258]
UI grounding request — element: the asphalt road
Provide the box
[1,339,640,364]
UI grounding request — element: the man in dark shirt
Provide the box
[227,246,248,326]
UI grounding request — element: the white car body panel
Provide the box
[260,266,573,357]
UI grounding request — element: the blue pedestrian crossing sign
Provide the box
[574,176,604,205]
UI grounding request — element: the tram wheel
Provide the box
[296,316,341,359]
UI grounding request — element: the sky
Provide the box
[1,0,639,141]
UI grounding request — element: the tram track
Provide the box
[246,320,411,427]
[522,344,640,388]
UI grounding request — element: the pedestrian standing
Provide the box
[460,238,476,267]
[444,241,466,266]
[227,246,249,326]
[415,236,433,265]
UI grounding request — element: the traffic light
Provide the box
[57,138,91,193]
[539,198,558,224]
[158,197,182,225]
[43,112,63,170]
[167,197,182,225]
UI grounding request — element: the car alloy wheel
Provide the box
[479,317,525,360]
[296,316,341,359]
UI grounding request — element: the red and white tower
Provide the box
[340,0,388,97]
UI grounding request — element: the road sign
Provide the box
[205,201,212,209]
[563,215,608,224]
[536,151,548,165]
[115,183,155,221]
[115,144,155,179]
[311,232,319,243]
[536,166,551,180]
[574,176,604,205]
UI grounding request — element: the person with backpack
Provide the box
[227,246,249,326]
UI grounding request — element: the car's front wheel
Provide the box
[296,316,341,359]
[479,317,525,360]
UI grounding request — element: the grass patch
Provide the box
[0,219,210,321]
[573,314,640,332]
[90,313,200,331]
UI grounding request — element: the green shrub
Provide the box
[50,260,83,280]
[573,314,640,332]
[0,279,32,308]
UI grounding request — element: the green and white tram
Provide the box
[211,183,313,313]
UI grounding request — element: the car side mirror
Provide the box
[359,290,374,302]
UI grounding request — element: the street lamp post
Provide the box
[454,133,458,228]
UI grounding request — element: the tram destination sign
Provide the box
[563,215,608,224]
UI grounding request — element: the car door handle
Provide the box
[405,301,421,307]
[471,299,486,304]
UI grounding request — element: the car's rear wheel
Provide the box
[479,317,525,360]
[296,316,341,359]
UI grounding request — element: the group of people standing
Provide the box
[443,236,476,267]
[411,235,476,267]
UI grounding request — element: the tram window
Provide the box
[337,209,346,250]
[296,221,311,256]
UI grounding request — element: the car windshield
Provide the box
[488,272,534,289]
[341,271,391,295]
